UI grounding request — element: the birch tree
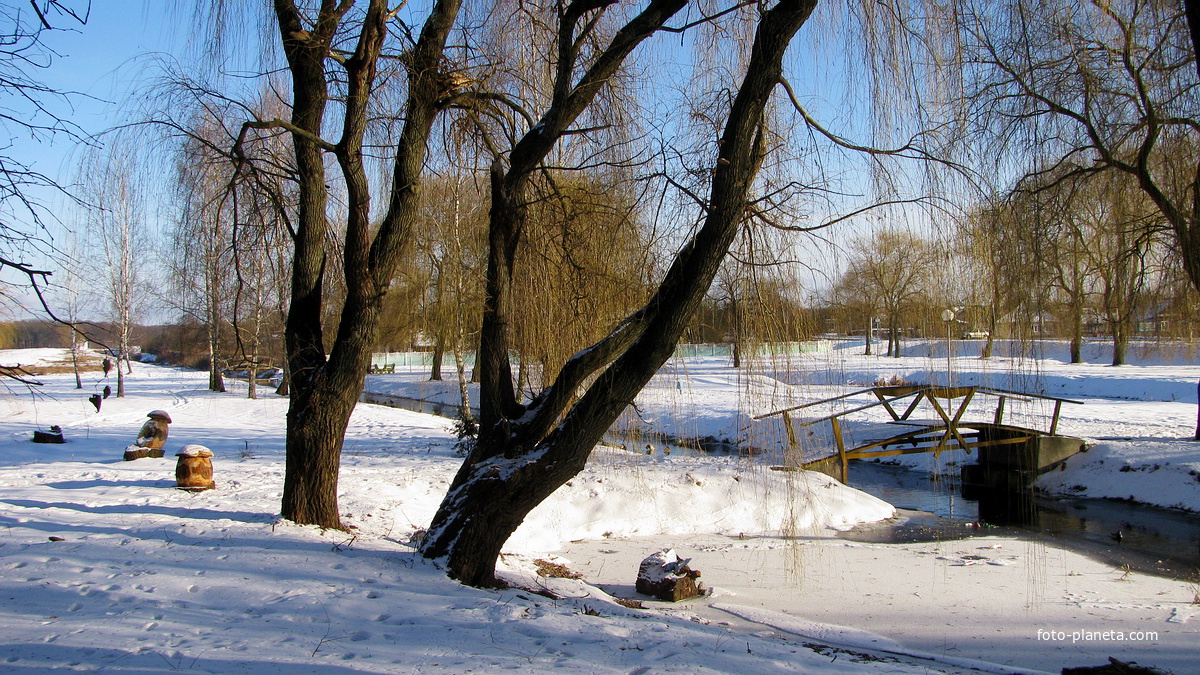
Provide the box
[87,144,147,397]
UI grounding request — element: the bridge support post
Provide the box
[830,416,848,483]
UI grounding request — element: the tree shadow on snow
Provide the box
[43,479,174,490]
[0,498,270,524]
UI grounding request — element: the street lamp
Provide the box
[941,308,955,386]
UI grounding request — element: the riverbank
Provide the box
[362,339,1200,514]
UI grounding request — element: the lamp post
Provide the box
[941,308,955,386]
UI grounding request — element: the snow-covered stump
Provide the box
[635,549,704,602]
[175,445,215,491]
[32,426,64,443]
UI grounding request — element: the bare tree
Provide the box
[208,0,466,528]
[1032,184,1093,363]
[85,142,147,397]
[841,230,934,358]
[171,115,237,393]
[420,0,817,587]
[0,1,90,374]
[1079,176,1157,366]
[960,0,1200,430]
[0,1,89,264]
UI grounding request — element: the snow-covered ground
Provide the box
[366,338,1200,513]
[1,344,1198,672]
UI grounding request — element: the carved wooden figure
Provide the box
[175,444,215,491]
[124,410,172,460]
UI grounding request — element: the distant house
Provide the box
[995,311,1058,338]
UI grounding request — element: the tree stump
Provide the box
[33,426,64,443]
[635,549,704,602]
[175,445,215,491]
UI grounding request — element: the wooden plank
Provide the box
[873,389,902,421]
[830,416,848,483]
[838,426,957,455]
[976,386,1083,405]
[900,392,924,420]
[993,396,1006,425]
[796,391,924,427]
[782,411,798,447]
[925,390,976,456]
[751,387,886,420]
[1050,400,1063,436]
[847,435,1033,459]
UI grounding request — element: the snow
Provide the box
[366,338,1200,513]
[1,344,1198,672]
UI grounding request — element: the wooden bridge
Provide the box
[754,384,1085,484]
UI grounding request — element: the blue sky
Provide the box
[4,2,923,322]
[17,3,184,189]
[2,2,186,318]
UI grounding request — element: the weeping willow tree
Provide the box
[420,0,822,586]
[954,0,1200,434]
[409,0,988,585]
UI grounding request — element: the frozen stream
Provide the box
[361,389,1200,580]
[844,462,1200,579]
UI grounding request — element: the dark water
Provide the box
[844,461,1200,579]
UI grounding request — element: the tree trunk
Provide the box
[864,315,873,355]
[71,334,82,389]
[453,345,475,432]
[275,359,290,397]
[421,0,815,586]
[430,333,445,381]
[282,359,366,528]
[1111,321,1128,366]
[273,0,460,528]
[1069,303,1083,363]
[981,306,996,359]
[730,295,742,368]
